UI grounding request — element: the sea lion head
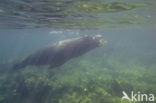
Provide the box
[92,34,107,46]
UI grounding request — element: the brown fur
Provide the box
[12,35,105,70]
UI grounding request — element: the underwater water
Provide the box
[0,0,156,103]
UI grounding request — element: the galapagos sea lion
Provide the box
[12,35,107,71]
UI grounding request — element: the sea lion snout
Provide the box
[93,34,107,46]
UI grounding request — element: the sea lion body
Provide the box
[13,35,107,70]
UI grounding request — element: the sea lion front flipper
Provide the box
[49,60,66,69]
[10,62,26,72]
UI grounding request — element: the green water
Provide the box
[0,0,156,103]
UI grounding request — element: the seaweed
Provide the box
[1,0,155,29]
[0,53,155,103]
[70,2,136,13]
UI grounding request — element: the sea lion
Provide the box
[12,35,107,71]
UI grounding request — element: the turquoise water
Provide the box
[0,0,156,103]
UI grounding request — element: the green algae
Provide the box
[1,53,155,103]
[22,0,73,2]
[1,0,155,29]
[0,9,5,14]
[70,2,136,13]
[45,16,145,29]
